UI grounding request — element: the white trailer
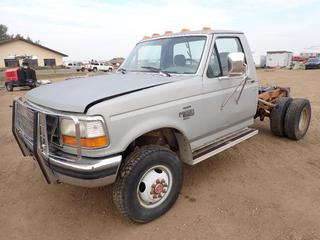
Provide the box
[266,51,293,68]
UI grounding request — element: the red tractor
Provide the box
[4,56,37,91]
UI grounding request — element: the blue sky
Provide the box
[0,0,319,60]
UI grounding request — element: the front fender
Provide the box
[108,115,193,164]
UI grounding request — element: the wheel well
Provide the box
[123,128,192,164]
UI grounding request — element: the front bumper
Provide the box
[12,98,122,188]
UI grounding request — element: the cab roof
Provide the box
[139,29,244,43]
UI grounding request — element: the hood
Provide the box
[26,73,174,113]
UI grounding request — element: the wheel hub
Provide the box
[150,178,168,198]
[137,165,172,208]
[298,107,309,132]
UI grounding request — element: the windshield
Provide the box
[122,36,207,74]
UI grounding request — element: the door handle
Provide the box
[247,77,255,83]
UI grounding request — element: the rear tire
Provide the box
[284,98,311,140]
[113,145,183,223]
[5,83,13,91]
[93,68,97,72]
[270,97,292,137]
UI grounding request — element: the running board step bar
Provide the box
[192,128,258,165]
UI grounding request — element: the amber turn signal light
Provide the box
[62,135,108,148]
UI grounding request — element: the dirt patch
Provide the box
[0,70,320,240]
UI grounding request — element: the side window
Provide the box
[215,37,244,76]
[207,47,221,78]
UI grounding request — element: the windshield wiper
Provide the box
[140,66,171,77]
[118,67,127,74]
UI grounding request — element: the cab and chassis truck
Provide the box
[12,28,311,223]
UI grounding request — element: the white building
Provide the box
[266,51,293,68]
[252,54,266,68]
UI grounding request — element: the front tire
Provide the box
[113,145,183,223]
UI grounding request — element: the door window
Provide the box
[215,37,244,76]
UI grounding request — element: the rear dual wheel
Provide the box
[284,98,311,140]
[270,97,292,137]
[270,97,311,140]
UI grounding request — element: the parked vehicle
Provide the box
[4,56,37,91]
[66,62,85,72]
[305,57,320,69]
[87,61,113,72]
[12,28,311,223]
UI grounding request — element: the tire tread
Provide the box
[113,145,177,222]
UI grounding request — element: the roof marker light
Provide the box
[202,27,211,31]
[152,33,160,37]
[180,28,190,33]
[164,31,173,35]
[143,36,151,40]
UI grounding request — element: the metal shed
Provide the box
[266,51,293,68]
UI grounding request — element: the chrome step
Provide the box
[192,128,258,165]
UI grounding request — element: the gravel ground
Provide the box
[0,69,319,240]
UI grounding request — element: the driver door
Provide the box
[200,35,258,142]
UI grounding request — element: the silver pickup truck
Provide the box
[12,28,311,223]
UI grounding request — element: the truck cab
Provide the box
[12,28,311,223]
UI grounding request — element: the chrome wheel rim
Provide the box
[137,165,172,209]
[298,107,310,132]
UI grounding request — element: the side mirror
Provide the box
[227,52,247,77]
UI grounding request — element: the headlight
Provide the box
[60,117,108,148]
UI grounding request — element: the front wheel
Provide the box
[113,145,183,223]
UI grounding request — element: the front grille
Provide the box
[15,100,63,155]
[46,115,61,146]
[15,102,35,145]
